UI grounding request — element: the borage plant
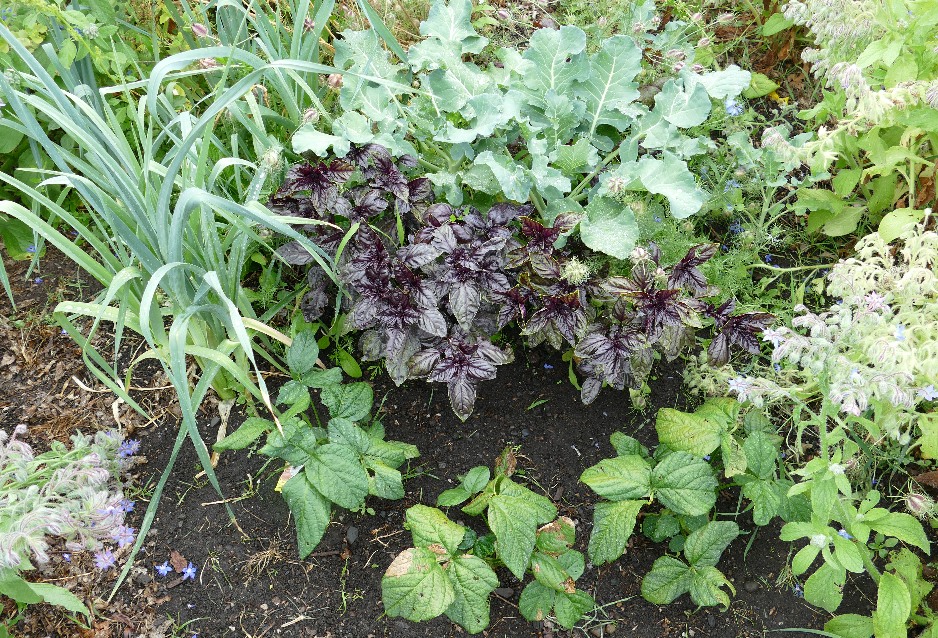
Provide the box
[275,144,774,419]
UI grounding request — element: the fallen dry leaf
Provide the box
[169,550,188,573]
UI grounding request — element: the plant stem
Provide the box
[746,263,840,273]
[570,143,623,199]
[531,190,547,215]
[861,547,882,584]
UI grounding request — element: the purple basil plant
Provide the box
[273,144,772,419]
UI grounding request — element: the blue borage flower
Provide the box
[111,525,135,548]
[918,385,937,401]
[837,529,853,540]
[182,562,198,580]
[118,439,140,457]
[725,98,744,116]
[155,561,172,576]
[94,549,116,570]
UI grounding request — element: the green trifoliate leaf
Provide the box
[551,138,600,176]
[536,517,576,555]
[328,417,371,454]
[382,547,455,621]
[720,433,747,478]
[531,551,575,593]
[655,407,722,457]
[497,478,558,524]
[577,35,642,138]
[610,432,648,457]
[488,494,539,579]
[462,466,491,494]
[872,572,912,638]
[418,0,488,55]
[696,65,751,99]
[367,459,405,500]
[688,565,735,609]
[286,331,320,377]
[741,479,782,526]
[365,437,419,468]
[637,152,707,219]
[519,581,556,622]
[580,454,652,501]
[588,500,643,565]
[683,521,739,568]
[641,555,693,604]
[553,589,595,629]
[321,382,373,422]
[805,562,846,613]
[742,430,779,480]
[557,549,586,581]
[437,486,472,507]
[653,78,711,128]
[305,443,370,510]
[651,452,718,516]
[521,26,590,96]
[406,505,465,556]
[282,474,331,559]
[293,125,350,157]
[579,196,639,260]
[445,554,499,633]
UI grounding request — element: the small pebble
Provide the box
[439,462,448,469]
[494,587,514,598]
[346,525,359,546]
[743,581,760,592]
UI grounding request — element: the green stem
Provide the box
[570,143,623,199]
[746,263,840,273]
[860,547,882,584]
[531,190,547,216]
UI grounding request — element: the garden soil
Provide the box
[1,255,880,637]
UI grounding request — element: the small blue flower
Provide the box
[764,254,772,263]
[60,329,69,336]
[837,529,853,540]
[33,277,43,284]
[155,561,172,577]
[895,323,906,342]
[871,477,878,486]
[119,439,141,457]
[654,215,662,223]
[543,363,554,370]
[120,499,135,513]
[62,553,71,562]
[112,525,135,548]
[728,221,744,234]
[26,244,36,253]
[724,179,741,192]
[793,584,804,598]
[918,385,938,401]
[703,455,711,461]
[725,98,744,116]
[94,549,116,570]
[774,363,781,372]
[721,244,729,252]
[182,562,197,580]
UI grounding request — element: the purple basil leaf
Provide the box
[719,312,775,354]
[398,154,419,168]
[668,244,717,294]
[417,306,449,337]
[449,281,481,330]
[409,347,442,377]
[408,178,433,203]
[580,376,602,405]
[708,332,731,367]
[346,143,391,168]
[447,377,477,421]
[397,243,441,268]
[301,288,330,322]
[488,203,531,225]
